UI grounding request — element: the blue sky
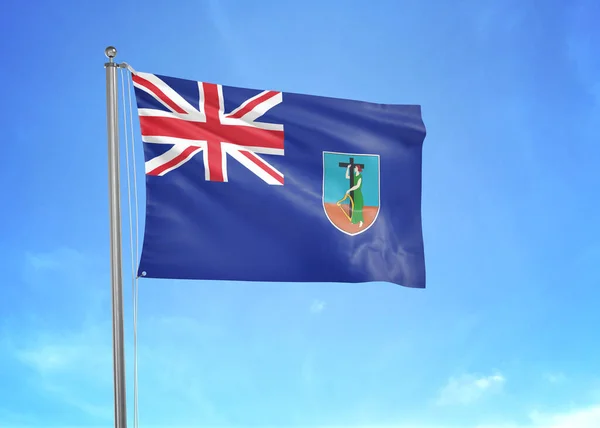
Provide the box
[2,0,600,427]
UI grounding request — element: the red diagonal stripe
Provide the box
[132,74,187,114]
[227,91,280,119]
[148,145,201,176]
[240,150,284,185]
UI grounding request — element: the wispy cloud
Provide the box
[0,407,38,426]
[7,323,600,428]
[471,0,529,43]
[16,247,111,330]
[25,247,87,272]
[0,247,114,423]
[544,372,567,384]
[15,330,111,379]
[81,404,597,428]
[6,246,228,426]
[6,314,227,426]
[527,404,600,428]
[310,299,326,314]
[565,0,600,139]
[9,323,114,421]
[301,353,317,387]
[436,372,505,406]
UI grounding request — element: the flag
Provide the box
[130,69,427,288]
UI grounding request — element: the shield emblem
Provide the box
[322,151,380,236]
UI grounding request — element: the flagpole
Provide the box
[104,45,128,428]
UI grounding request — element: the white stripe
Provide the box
[219,117,284,131]
[137,108,206,122]
[145,143,204,176]
[221,143,229,182]
[222,92,283,131]
[217,84,226,122]
[197,81,206,116]
[225,90,274,118]
[226,147,283,185]
[141,137,282,155]
[142,136,207,145]
[236,92,283,123]
[134,72,203,117]
[202,147,211,181]
[133,81,186,117]
[243,150,284,180]
[229,145,283,156]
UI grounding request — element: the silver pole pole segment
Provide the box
[104,45,128,428]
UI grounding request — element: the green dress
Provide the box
[351,173,364,224]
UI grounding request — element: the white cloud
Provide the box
[436,372,505,406]
[310,299,326,314]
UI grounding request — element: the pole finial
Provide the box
[105,46,117,61]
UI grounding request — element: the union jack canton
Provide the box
[130,69,285,185]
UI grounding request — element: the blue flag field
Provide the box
[130,69,427,288]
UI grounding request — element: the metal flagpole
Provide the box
[104,46,128,428]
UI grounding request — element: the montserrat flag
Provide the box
[128,66,427,288]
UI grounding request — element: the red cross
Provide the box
[134,74,284,181]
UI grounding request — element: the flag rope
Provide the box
[120,67,140,428]
[336,193,354,221]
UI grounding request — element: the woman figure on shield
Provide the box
[345,164,364,228]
